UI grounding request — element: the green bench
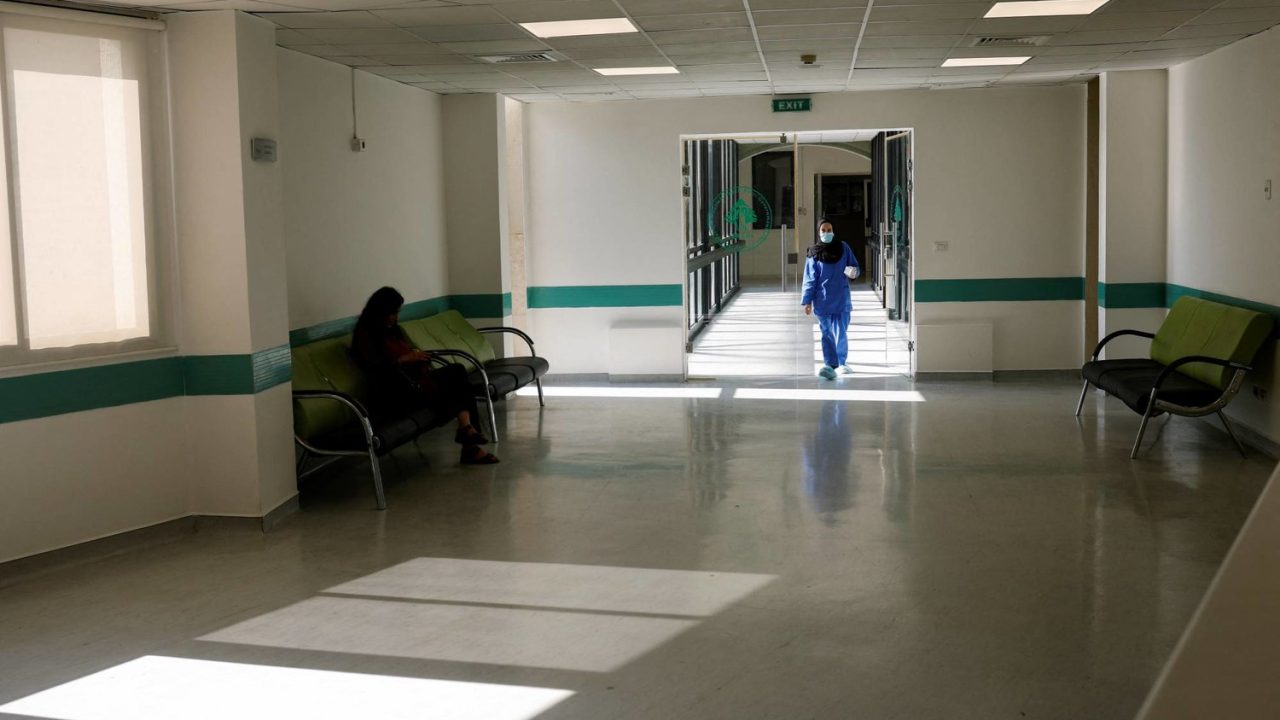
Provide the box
[291,310,548,508]
[1077,296,1273,458]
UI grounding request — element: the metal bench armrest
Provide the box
[1154,355,1251,391]
[1091,329,1155,360]
[477,326,536,356]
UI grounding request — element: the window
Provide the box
[0,11,169,368]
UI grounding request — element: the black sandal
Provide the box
[454,424,489,446]
[460,446,500,465]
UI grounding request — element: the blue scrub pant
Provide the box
[816,311,850,368]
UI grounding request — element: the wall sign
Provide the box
[771,97,811,113]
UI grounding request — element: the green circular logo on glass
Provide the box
[707,186,772,254]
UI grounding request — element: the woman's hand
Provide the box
[804,303,813,316]
[398,350,433,365]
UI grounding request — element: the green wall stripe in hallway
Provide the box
[1098,282,1167,309]
[0,346,294,424]
[527,284,683,309]
[449,293,513,319]
[0,358,185,424]
[914,277,1084,303]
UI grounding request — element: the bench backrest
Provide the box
[400,310,495,364]
[290,336,369,442]
[1151,297,1274,390]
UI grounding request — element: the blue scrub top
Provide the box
[801,242,858,315]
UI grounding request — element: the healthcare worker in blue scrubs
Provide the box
[802,218,860,380]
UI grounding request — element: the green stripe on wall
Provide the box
[1099,282,1167,309]
[0,357,184,424]
[183,354,254,395]
[527,284,683,309]
[450,293,512,319]
[915,277,1084,303]
[0,346,293,424]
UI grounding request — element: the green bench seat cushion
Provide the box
[1150,297,1274,390]
[400,310,496,364]
[290,337,370,442]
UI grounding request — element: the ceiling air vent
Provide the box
[477,52,559,64]
[971,35,1050,47]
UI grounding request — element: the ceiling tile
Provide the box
[259,11,392,28]
[1048,28,1167,43]
[628,89,704,97]
[1098,0,1219,12]
[375,53,486,65]
[621,0,745,13]
[1142,35,1248,49]
[492,0,621,23]
[562,46,666,60]
[647,28,756,44]
[506,93,563,102]
[864,20,978,36]
[673,52,763,64]
[854,57,941,69]
[856,47,950,60]
[756,23,864,40]
[370,5,505,26]
[297,28,424,43]
[747,0,870,7]
[323,42,451,55]
[543,33,655,48]
[276,28,317,44]
[653,41,759,57]
[410,24,531,42]
[1164,20,1279,37]
[1033,42,1149,55]
[859,34,964,48]
[869,4,987,22]
[1189,6,1280,23]
[1073,10,1202,30]
[438,40,550,53]
[751,9,869,25]
[967,17,1087,35]
[325,55,384,65]
[169,0,299,9]
[636,13,750,32]
[284,43,364,56]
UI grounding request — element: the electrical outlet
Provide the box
[350,137,367,152]
[934,241,949,252]
[1253,385,1269,401]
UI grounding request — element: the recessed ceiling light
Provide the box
[594,66,680,76]
[520,18,637,38]
[941,56,1031,67]
[985,0,1110,18]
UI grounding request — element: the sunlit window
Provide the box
[0,14,165,366]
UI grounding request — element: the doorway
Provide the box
[681,130,914,380]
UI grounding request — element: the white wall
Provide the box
[524,86,1085,373]
[1168,27,1280,442]
[278,49,447,329]
[442,93,509,299]
[1099,70,1169,359]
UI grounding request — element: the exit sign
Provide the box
[772,97,811,112]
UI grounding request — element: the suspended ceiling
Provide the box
[80,0,1280,101]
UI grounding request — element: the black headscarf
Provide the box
[806,219,843,264]
[352,286,408,370]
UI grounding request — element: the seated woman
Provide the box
[351,287,499,465]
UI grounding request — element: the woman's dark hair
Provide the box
[354,286,405,340]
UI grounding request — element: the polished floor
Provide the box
[0,370,1274,720]
[688,283,911,378]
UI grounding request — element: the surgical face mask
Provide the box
[819,231,835,244]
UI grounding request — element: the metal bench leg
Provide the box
[484,393,499,444]
[536,378,545,407]
[368,449,386,510]
[1130,392,1158,459]
[1217,410,1248,458]
[1075,379,1090,416]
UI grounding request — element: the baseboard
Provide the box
[262,493,300,532]
[1199,415,1280,460]
[0,500,299,588]
[0,516,196,589]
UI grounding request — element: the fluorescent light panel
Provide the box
[594,66,680,76]
[941,56,1031,67]
[985,0,1110,18]
[520,18,636,38]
